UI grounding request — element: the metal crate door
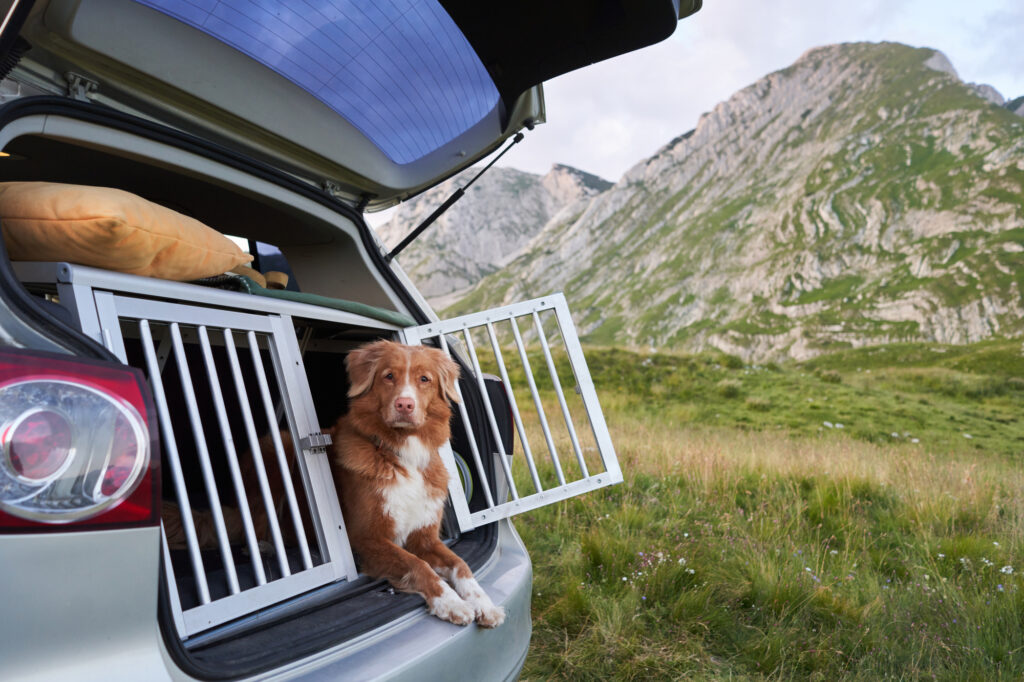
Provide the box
[98,295,356,636]
[402,293,622,531]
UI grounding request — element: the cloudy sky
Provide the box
[502,0,1024,183]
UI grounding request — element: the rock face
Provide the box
[389,42,1024,361]
[374,164,610,307]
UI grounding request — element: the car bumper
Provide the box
[244,519,533,681]
[1,518,532,681]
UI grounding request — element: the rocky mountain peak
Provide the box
[425,41,1024,361]
[541,164,613,204]
[374,163,609,306]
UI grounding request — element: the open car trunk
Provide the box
[0,98,623,676]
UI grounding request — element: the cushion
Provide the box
[0,181,252,281]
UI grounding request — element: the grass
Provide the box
[497,340,1024,680]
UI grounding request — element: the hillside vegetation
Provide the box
[512,340,1024,679]
[439,42,1024,361]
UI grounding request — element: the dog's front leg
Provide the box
[358,539,475,626]
[406,530,506,628]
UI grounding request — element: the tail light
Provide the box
[0,347,159,531]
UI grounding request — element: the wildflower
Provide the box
[891,432,899,438]
[938,554,946,559]
[835,423,844,429]
[686,568,695,575]
[622,576,628,582]
[1002,566,1014,575]
[924,574,930,580]
[911,438,920,443]
[998,584,1005,592]
[993,542,1000,547]
[823,421,833,428]
[830,550,839,555]
[963,433,973,439]
[677,557,687,565]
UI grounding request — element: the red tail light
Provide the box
[0,348,159,531]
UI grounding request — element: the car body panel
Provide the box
[0,527,169,682]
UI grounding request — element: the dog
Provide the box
[329,339,506,628]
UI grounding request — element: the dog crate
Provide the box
[14,261,623,638]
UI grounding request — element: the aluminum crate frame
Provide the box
[12,262,388,637]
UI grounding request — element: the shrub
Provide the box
[745,396,771,411]
[817,369,842,383]
[717,378,743,398]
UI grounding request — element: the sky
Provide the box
[500,0,1024,183]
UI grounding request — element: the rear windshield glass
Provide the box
[133,0,500,165]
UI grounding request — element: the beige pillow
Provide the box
[0,181,252,281]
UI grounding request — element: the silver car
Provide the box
[0,1,699,679]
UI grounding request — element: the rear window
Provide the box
[133,0,500,165]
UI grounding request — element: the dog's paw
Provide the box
[450,574,506,627]
[474,602,506,628]
[428,585,475,626]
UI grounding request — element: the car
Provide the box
[0,1,700,679]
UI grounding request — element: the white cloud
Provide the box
[501,0,1023,182]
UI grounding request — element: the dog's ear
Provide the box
[432,349,461,404]
[345,342,384,398]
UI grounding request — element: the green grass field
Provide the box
[504,340,1024,680]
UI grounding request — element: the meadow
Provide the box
[504,340,1024,680]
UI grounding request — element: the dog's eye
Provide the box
[420,375,430,383]
[384,372,394,381]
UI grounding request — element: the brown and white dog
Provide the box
[329,340,505,628]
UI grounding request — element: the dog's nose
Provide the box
[395,397,415,415]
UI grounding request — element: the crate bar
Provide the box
[139,320,211,605]
[223,329,291,576]
[460,325,519,501]
[114,295,278,333]
[437,333,495,510]
[508,314,566,485]
[14,261,405,333]
[160,524,188,637]
[170,322,241,595]
[551,296,623,483]
[246,331,314,571]
[471,473,616,527]
[197,326,267,586]
[180,563,338,637]
[532,310,589,478]
[484,320,542,493]
[93,290,128,363]
[437,440,475,532]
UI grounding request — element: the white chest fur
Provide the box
[382,437,446,546]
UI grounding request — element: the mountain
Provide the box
[381,42,1024,361]
[374,164,610,308]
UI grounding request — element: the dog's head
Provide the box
[345,340,460,431]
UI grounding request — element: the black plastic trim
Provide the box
[0,1,35,76]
